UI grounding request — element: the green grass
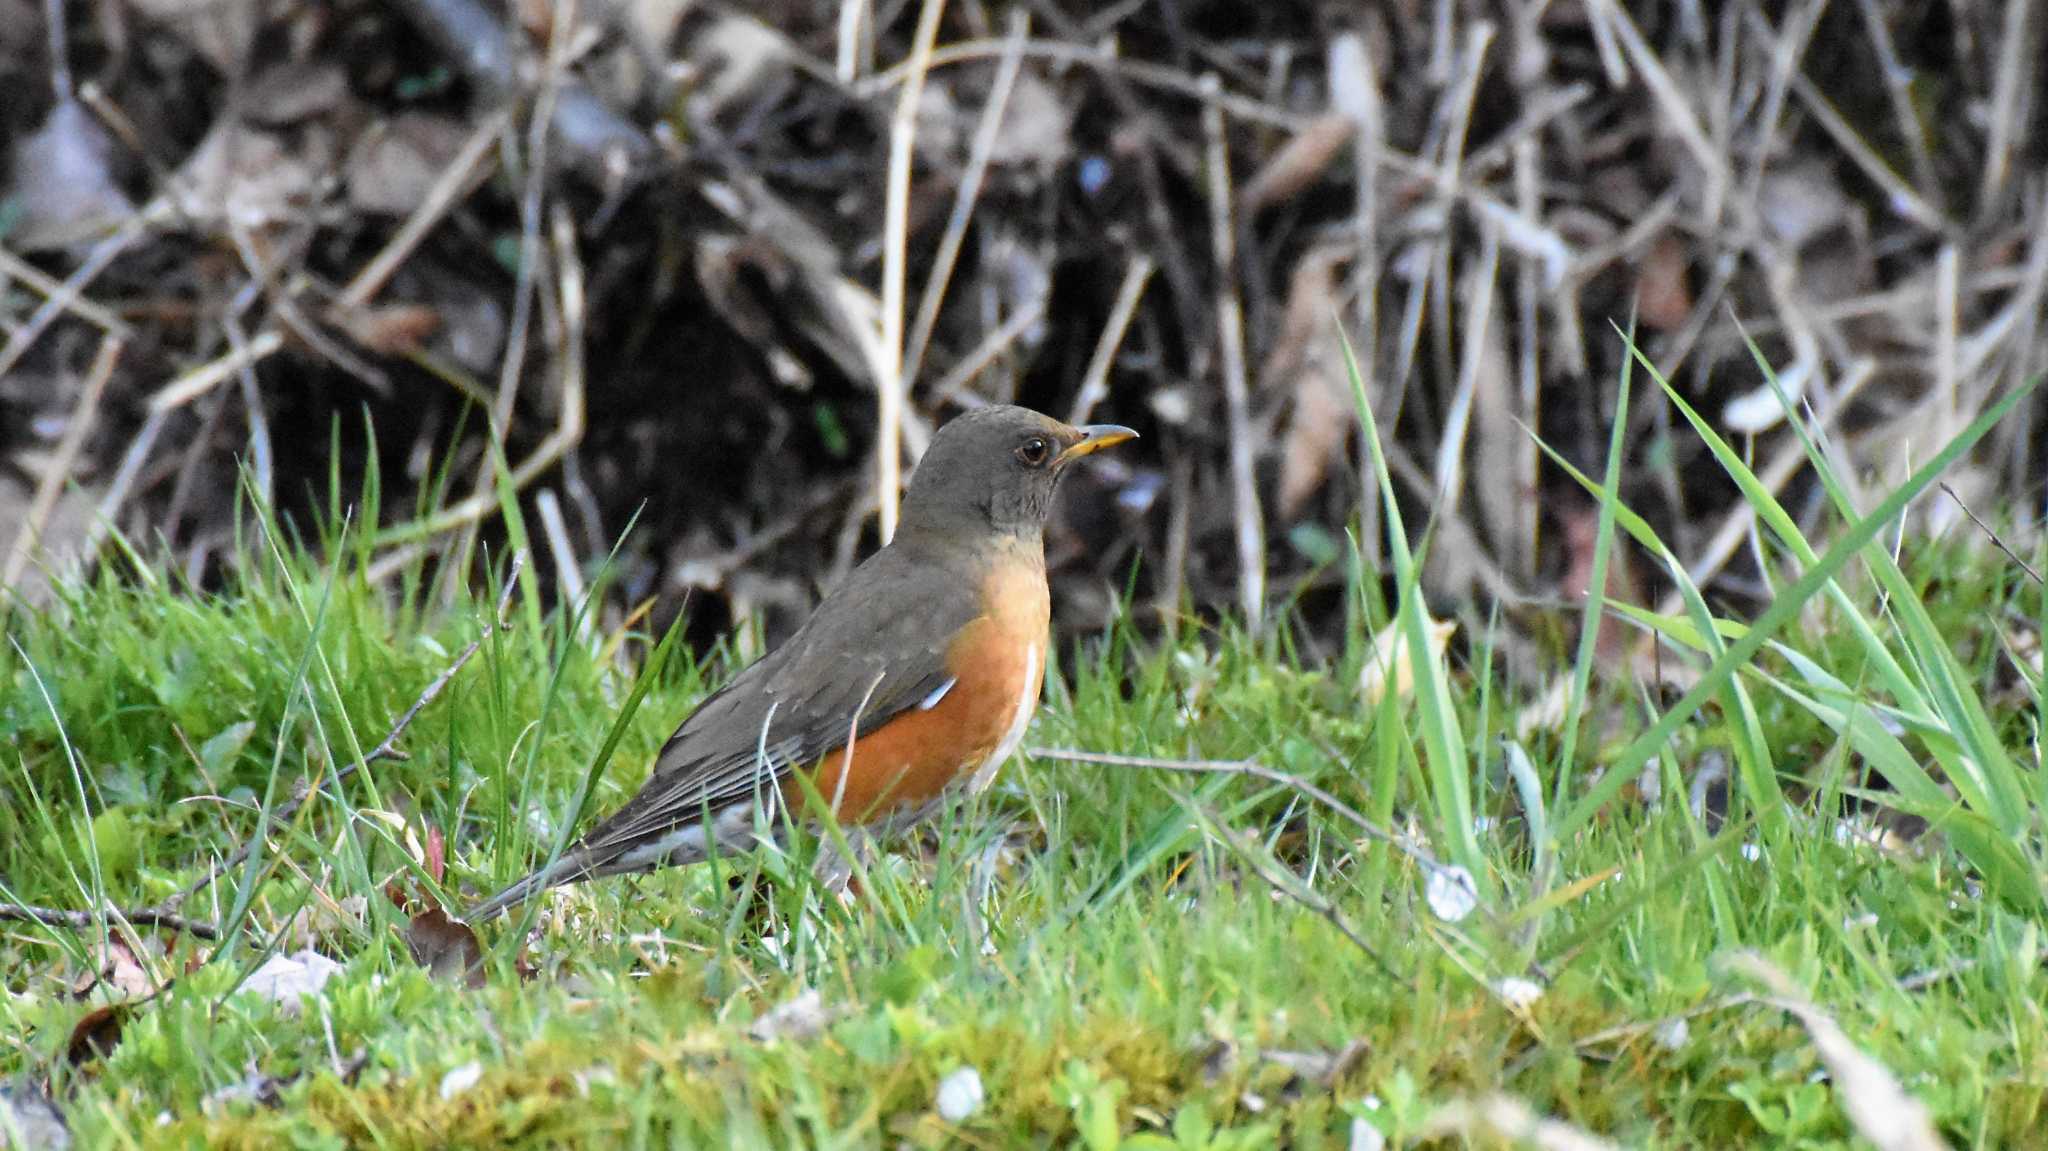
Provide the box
[4,352,2048,1147]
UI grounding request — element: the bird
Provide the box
[466,405,1137,921]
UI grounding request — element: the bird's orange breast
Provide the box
[786,557,1048,822]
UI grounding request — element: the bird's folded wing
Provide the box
[576,558,983,853]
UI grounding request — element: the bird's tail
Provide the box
[463,845,608,924]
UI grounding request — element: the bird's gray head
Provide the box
[897,405,1137,546]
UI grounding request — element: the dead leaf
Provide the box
[1558,502,1641,666]
[1241,115,1355,216]
[1358,616,1457,709]
[688,15,794,120]
[1261,246,1355,518]
[170,122,319,230]
[1727,954,1951,1151]
[404,908,485,988]
[1635,232,1693,332]
[243,59,350,126]
[1759,162,1849,248]
[239,949,343,1015]
[3,100,136,251]
[1418,1094,1622,1150]
[344,113,474,216]
[64,1003,132,1066]
[334,303,443,358]
[989,73,1072,168]
[425,823,447,884]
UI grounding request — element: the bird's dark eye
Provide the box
[1015,437,1051,467]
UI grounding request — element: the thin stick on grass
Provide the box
[875,0,949,543]
[1027,747,1453,877]
[1186,804,1400,980]
[2,335,122,597]
[1200,72,1266,630]
[154,555,524,914]
[902,8,1029,398]
[0,902,221,940]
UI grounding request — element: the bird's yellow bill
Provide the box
[1058,424,1139,462]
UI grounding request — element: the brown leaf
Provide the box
[170,122,320,230]
[335,303,443,358]
[1635,232,1693,332]
[425,823,447,885]
[1559,503,1640,666]
[65,1002,132,1066]
[1241,115,1355,216]
[1262,246,1355,518]
[404,908,485,989]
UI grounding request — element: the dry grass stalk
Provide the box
[1200,73,1266,630]
[1066,254,1155,426]
[874,0,949,544]
[902,9,1030,401]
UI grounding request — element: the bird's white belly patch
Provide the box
[971,643,1039,793]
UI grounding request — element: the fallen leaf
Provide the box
[1241,115,1355,215]
[1465,263,1523,575]
[3,100,136,251]
[1262,245,1356,518]
[243,59,350,125]
[1357,616,1457,709]
[1558,502,1641,666]
[1635,231,1693,332]
[170,122,320,231]
[344,113,474,216]
[1424,865,1478,923]
[688,14,794,120]
[333,303,443,358]
[239,949,343,1014]
[64,1003,131,1066]
[404,908,485,988]
[1726,954,1951,1151]
[989,73,1072,168]
[425,823,447,884]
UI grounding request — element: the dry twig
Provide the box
[0,902,221,940]
[1200,73,1266,631]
